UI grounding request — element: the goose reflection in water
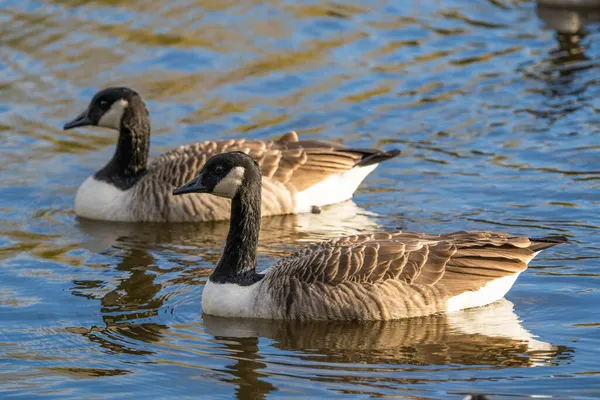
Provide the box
[197,299,573,399]
[68,248,175,355]
[75,199,385,256]
[203,298,569,368]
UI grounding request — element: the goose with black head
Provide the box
[173,151,568,321]
[64,87,400,222]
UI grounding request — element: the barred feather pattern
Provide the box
[246,230,563,321]
[126,131,384,222]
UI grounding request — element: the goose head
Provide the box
[173,151,261,199]
[64,87,142,131]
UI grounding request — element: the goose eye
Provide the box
[214,165,225,174]
[99,100,109,110]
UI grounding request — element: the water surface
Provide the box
[1,0,599,398]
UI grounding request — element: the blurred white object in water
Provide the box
[537,1,600,34]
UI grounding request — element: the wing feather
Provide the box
[265,230,548,291]
[147,131,397,191]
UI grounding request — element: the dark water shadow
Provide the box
[211,336,275,400]
[67,248,171,356]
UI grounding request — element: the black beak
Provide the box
[173,173,208,196]
[64,110,92,130]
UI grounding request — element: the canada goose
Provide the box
[173,151,568,321]
[63,87,400,223]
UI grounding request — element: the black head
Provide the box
[64,87,142,130]
[173,151,261,199]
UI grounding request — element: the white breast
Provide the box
[202,279,262,318]
[446,273,521,313]
[293,164,378,214]
[74,176,134,221]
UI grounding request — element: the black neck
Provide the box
[95,98,150,190]
[211,172,264,286]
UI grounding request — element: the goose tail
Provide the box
[530,235,568,252]
[355,149,401,167]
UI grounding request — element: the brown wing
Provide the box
[260,231,566,320]
[265,232,454,287]
[265,230,563,291]
[147,131,399,191]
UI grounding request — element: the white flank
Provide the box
[98,99,129,129]
[74,176,133,221]
[213,166,245,199]
[202,280,260,318]
[446,273,521,313]
[293,164,378,213]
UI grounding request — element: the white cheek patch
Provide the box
[98,99,129,129]
[213,166,245,198]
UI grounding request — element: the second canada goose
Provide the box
[63,87,400,223]
[173,151,567,321]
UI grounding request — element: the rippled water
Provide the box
[1,0,599,398]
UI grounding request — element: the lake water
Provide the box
[1,0,599,398]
